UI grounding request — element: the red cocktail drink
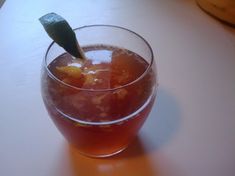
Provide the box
[41,25,157,157]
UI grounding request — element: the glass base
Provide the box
[72,146,128,158]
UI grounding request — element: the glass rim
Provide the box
[44,24,155,92]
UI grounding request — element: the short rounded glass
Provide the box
[41,25,157,158]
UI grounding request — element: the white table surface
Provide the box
[0,0,235,176]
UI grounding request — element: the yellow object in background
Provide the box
[197,0,235,25]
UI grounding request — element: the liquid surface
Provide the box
[48,45,148,90]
